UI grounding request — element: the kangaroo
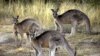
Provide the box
[29,30,76,56]
[12,16,41,44]
[51,9,91,35]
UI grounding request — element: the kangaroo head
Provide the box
[29,23,42,38]
[12,15,19,24]
[51,9,59,19]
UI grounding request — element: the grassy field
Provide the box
[0,0,100,56]
[0,0,100,28]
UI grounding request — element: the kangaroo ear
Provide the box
[16,15,19,19]
[51,9,55,12]
[56,8,59,12]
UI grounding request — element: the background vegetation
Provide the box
[0,0,100,29]
[0,0,99,32]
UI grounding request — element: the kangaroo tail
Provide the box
[82,13,91,33]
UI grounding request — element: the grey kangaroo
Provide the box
[12,16,41,43]
[29,30,76,56]
[51,9,91,35]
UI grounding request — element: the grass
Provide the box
[0,1,100,29]
[0,31,100,56]
[0,1,100,56]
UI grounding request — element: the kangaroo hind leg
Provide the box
[49,41,57,56]
[62,39,76,56]
[70,21,78,36]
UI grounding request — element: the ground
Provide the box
[0,25,100,56]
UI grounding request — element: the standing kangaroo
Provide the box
[29,30,76,56]
[51,9,91,35]
[12,16,41,43]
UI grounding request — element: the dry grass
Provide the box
[0,31,100,56]
[0,1,100,29]
[0,1,100,56]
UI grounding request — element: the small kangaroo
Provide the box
[29,30,76,56]
[12,16,41,43]
[51,9,91,35]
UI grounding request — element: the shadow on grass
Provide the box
[63,29,100,35]
[89,31,100,35]
[79,41,100,46]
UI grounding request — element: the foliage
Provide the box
[0,0,100,28]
